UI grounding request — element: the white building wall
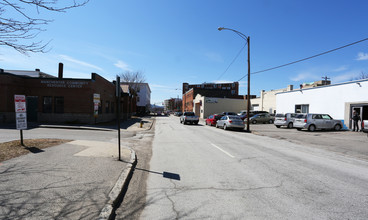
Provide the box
[276,79,368,127]
[137,83,151,107]
[194,94,247,119]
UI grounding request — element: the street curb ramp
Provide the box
[98,148,137,220]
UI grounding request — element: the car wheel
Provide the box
[180,120,182,124]
[334,124,342,131]
[216,124,219,128]
[269,119,273,124]
[276,125,281,128]
[224,124,227,130]
[287,123,293,129]
[308,125,316,132]
[252,120,257,124]
[194,122,198,125]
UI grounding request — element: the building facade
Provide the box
[251,85,294,114]
[182,82,248,113]
[193,94,247,119]
[120,82,151,116]
[0,70,134,125]
[276,79,368,129]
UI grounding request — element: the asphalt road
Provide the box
[137,115,368,219]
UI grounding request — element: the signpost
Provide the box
[116,76,121,161]
[93,93,100,123]
[14,95,27,146]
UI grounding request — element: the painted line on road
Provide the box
[210,143,235,158]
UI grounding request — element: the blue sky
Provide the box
[1,0,368,105]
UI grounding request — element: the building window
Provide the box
[43,96,52,113]
[231,90,235,95]
[232,83,235,88]
[295,104,309,113]
[105,101,110,113]
[54,97,64,113]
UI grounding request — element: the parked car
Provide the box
[174,112,183,116]
[274,113,298,128]
[249,113,274,124]
[239,110,269,120]
[180,112,199,125]
[362,120,368,133]
[293,113,343,131]
[216,115,245,130]
[205,114,223,126]
[221,112,238,116]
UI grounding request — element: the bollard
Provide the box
[140,121,143,128]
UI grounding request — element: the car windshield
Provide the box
[275,114,285,117]
[185,112,195,116]
[296,114,306,119]
[228,116,241,120]
[214,115,222,120]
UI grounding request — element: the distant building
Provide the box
[120,82,151,116]
[300,80,331,89]
[193,94,248,119]
[251,85,294,114]
[164,98,182,112]
[182,82,253,113]
[5,69,55,78]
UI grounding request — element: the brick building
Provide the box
[182,82,254,112]
[0,69,135,125]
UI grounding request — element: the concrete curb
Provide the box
[98,148,137,220]
[39,125,115,132]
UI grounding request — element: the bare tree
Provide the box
[356,71,368,80]
[0,0,89,54]
[120,71,146,97]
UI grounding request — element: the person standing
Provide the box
[352,111,361,132]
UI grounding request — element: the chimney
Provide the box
[35,68,40,72]
[58,63,63,78]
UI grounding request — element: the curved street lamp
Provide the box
[218,27,251,132]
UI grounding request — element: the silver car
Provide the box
[216,115,245,130]
[293,113,343,131]
[274,113,298,128]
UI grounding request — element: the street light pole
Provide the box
[218,27,251,132]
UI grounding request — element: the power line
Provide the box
[236,37,368,82]
[217,42,247,80]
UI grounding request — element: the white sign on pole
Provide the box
[14,95,27,130]
[16,113,27,130]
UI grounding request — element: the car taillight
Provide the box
[363,121,365,127]
[304,119,307,123]
[284,117,287,121]
[229,120,232,123]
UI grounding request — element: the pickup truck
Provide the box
[363,120,368,133]
[180,112,199,125]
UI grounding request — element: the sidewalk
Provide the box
[0,117,154,220]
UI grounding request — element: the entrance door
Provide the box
[351,106,362,130]
[26,96,38,122]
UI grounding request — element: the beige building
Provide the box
[251,85,293,114]
[193,94,247,119]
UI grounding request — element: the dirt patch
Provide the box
[0,139,71,162]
